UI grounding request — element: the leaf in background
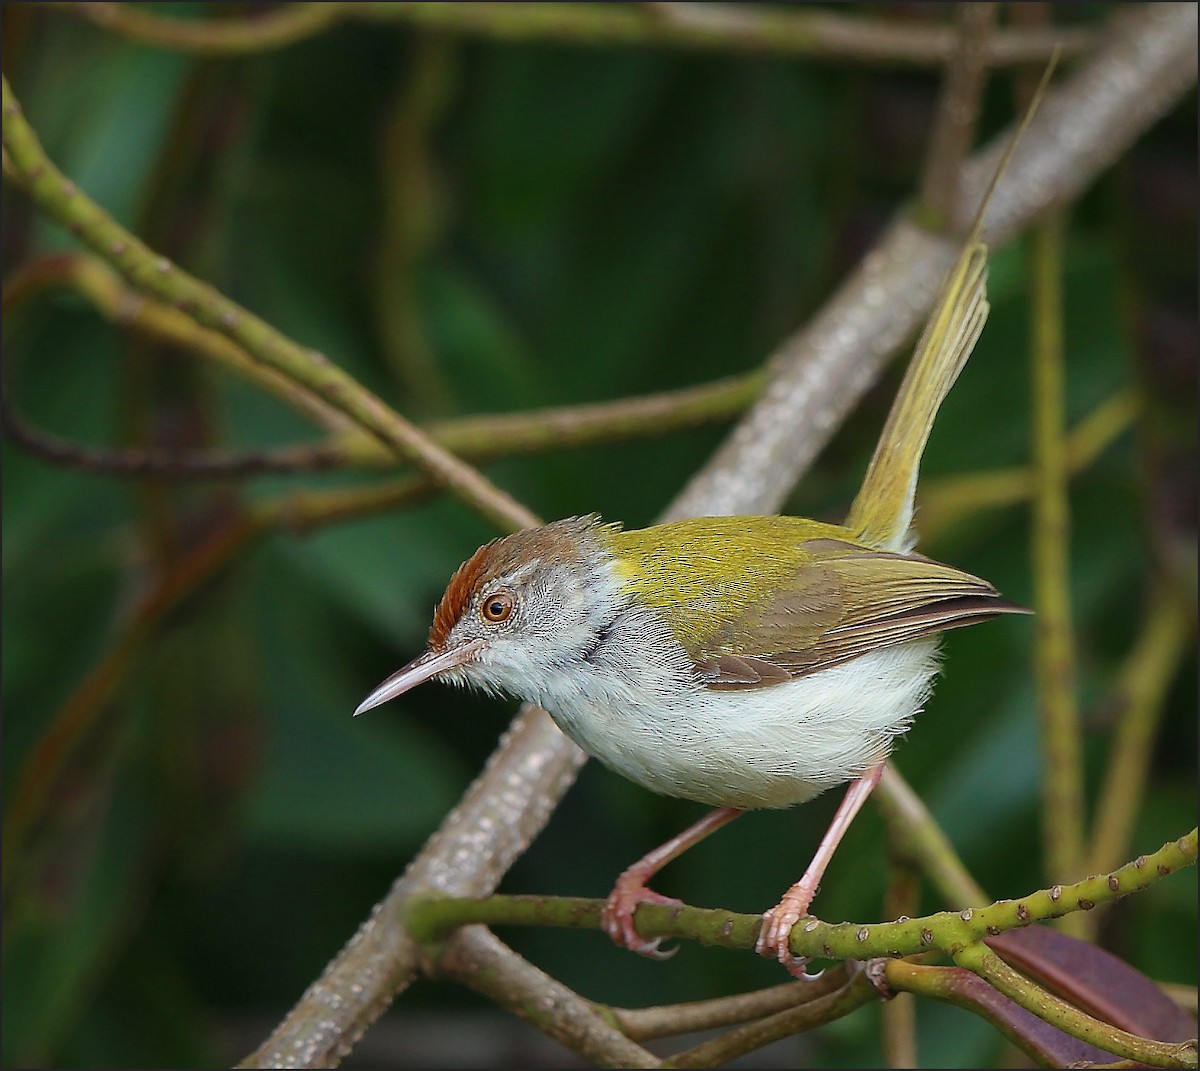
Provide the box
[932,963,1120,1066]
[20,23,186,249]
[2,764,159,1068]
[239,543,466,853]
[988,924,1198,1046]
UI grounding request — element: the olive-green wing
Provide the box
[693,538,1028,690]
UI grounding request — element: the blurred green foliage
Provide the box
[2,4,1195,1068]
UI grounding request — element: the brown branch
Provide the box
[662,967,877,1068]
[1,355,760,478]
[918,2,996,225]
[0,395,346,477]
[598,969,853,1041]
[1,360,760,478]
[47,0,1094,67]
[432,927,661,1069]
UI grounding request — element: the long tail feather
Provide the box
[846,56,1057,551]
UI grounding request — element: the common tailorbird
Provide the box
[355,71,1050,971]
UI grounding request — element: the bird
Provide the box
[355,75,1050,971]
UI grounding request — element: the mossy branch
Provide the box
[402,830,1196,961]
[403,833,1197,1066]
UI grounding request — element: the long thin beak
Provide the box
[353,641,483,717]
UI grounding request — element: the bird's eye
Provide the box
[480,590,514,624]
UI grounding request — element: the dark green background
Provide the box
[3,4,1195,1067]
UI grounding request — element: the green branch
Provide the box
[403,832,1196,1066]
[1,76,538,534]
[403,829,1197,961]
[1028,209,1088,931]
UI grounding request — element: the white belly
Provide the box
[538,639,940,810]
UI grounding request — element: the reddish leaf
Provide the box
[987,925,1197,1044]
[934,963,1121,1066]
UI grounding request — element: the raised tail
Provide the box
[845,56,1057,552]
[845,242,989,550]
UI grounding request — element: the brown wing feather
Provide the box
[695,539,1028,690]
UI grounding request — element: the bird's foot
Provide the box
[601,873,684,959]
[756,884,818,977]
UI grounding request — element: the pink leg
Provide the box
[603,806,743,958]
[757,762,886,972]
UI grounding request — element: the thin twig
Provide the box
[1,253,356,434]
[881,857,921,1068]
[597,970,852,1041]
[372,31,457,410]
[886,959,1111,1068]
[47,0,1095,67]
[662,968,877,1068]
[0,396,346,477]
[50,1,344,52]
[2,352,761,479]
[918,2,997,226]
[433,927,662,1068]
[915,389,1139,539]
[3,252,762,477]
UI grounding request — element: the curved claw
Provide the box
[602,879,684,959]
[757,892,816,976]
[627,934,680,961]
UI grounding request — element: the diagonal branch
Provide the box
[1,77,539,535]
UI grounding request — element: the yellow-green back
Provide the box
[597,515,854,655]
